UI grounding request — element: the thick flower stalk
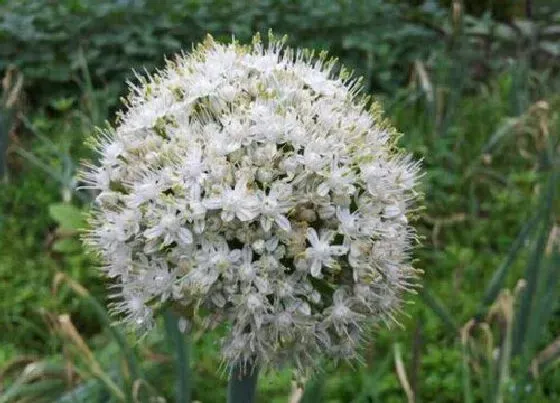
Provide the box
[82,33,421,374]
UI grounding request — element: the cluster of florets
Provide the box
[82,33,421,373]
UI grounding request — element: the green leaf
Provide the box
[49,97,75,112]
[475,213,540,320]
[48,203,85,230]
[52,238,82,253]
[513,170,557,357]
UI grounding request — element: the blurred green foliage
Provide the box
[1,0,559,402]
[2,0,559,104]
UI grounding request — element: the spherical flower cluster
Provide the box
[82,33,421,373]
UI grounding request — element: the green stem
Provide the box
[227,361,259,403]
[163,310,191,403]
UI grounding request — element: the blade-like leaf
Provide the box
[513,170,556,357]
[53,273,141,382]
[419,288,458,334]
[0,379,66,403]
[475,213,541,320]
[164,310,191,403]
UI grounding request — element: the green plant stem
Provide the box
[227,361,258,403]
[163,310,191,403]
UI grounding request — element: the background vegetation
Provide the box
[1,0,559,402]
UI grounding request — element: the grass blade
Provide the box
[480,117,520,155]
[512,171,556,357]
[492,292,515,403]
[531,335,560,377]
[534,237,560,337]
[55,378,106,403]
[53,274,141,384]
[0,361,70,403]
[460,321,475,403]
[0,110,9,181]
[0,379,66,403]
[474,213,541,320]
[418,288,457,334]
[393,343,414,403]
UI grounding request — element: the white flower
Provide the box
[323,289,364,336]
[215,178,259,222]
[305,228,348,278]
[256,184,293,232]
[127,176,164,208]
[82,33,421,375]
[143,206,193,246]
[238,247,257,282]
[179,145,207,188]
[317,158,356,197]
